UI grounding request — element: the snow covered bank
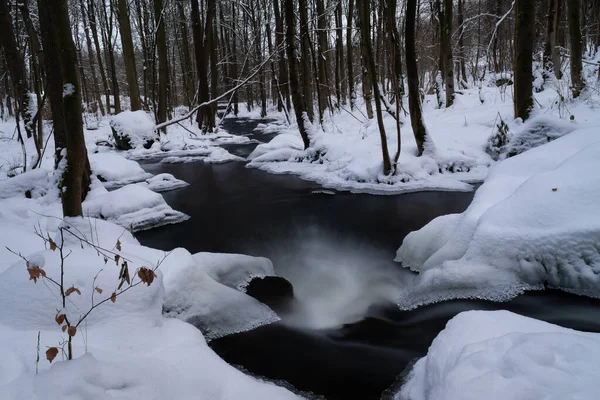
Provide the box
[84,183,190,231]
[396,310,600,400]
[0,215,296,399]
[395,126,600,309]
[247,84,600,194]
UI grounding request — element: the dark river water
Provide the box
[136,118,600,400]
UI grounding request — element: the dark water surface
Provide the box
[136,118,600,400]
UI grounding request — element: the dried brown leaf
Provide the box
[95,287,103,294]
[46,347,58,363]
[114,254,120,265]
[55,313,66,325]
[137,267,157,286]
[552,188,558,192]
[68,326,77,337]
[65,286,81,296]
[49,238,57,251]
[110,292,117,303]
[116,239,121,251]
[27,266,46,284]
[62,325,68,332]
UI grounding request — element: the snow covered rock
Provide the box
[83,184,189,231]
[396,310,600,400]
[89,152,152,189]
[110,110,156,150]
[192,252,275,291]
[138,173,189,192]
[395,127,600,309]
[162,249,280,340]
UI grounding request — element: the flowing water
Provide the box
[136,118,600,400]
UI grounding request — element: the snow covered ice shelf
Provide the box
[395,126,600,309]
[396,310,600,400]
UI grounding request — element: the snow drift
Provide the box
[395,126,600,309]
[396,310,600,400]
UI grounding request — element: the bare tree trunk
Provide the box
[315,0,330,119]
[100,0,121,114]
[38,0,91,216]
[387,0,402,166]
[299,0,314,122]
[335,0,345,106]
[192,0,213,131]
[406,0,430,156]
[177,1,195,109]
[284,0,310,149]
[0,0,33,139]
[552,0,563,78]
[457,0,468,87]
[208,0,220,121]
[154,0,169,131]
[443,0,455,106]
[357,0,391,175]
[347,0,356,109]
[356,0,373,119]
[567,0,584,97]
[514,0,535,120]
[273,0,290,111]
[117,0,141,110]
[80,0,105,115]
[543,0,557,76]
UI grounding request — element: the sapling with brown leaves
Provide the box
[6,219,167,363]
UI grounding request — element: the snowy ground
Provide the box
[0,104,301,398]
[396,310,600,400]
[247,75,600,194]
[0,216,296,399]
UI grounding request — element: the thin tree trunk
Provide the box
[315,0,330,119]
[406,0,430,156]
[117,0,141,110]
[357,0,373,119]
[457,0,468,87]
[552,0,563,78]
[567,0,584,97]
[274,0,290,111]
[154,0,169,132]
[347,0,356,109]
[299,0,314,122]
[335,0,345,106]
[543,0,558,75]
[514,0,535,120]
[284,0,310,149]
[443,0,455,106]
[357,0,391,175]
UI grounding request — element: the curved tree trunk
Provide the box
[406,0,430,156]
[284,0,310,149]
[357,0,391,175]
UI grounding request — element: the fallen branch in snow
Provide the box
[154,46,281,132]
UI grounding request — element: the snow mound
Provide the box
[192,252,275,291]
[0,168,53,199]
[487,115,576,161]
[162,248,280,340]
[137,173,189,192]
[84,184,189,231]
[89,152,151,189]
[395,127,600,309]
[397,310,600,400]
[109,110,156,150]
